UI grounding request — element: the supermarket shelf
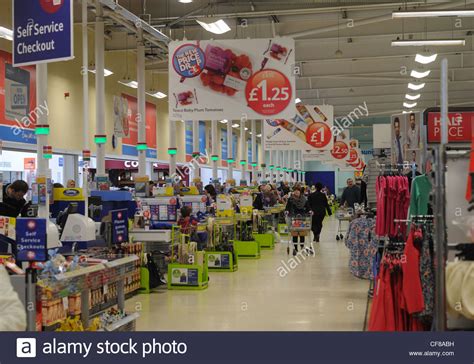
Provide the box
[54,264,105,281]
[103,312,140,332]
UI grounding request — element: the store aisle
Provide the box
[125,217,370,331]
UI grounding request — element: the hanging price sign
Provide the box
[331,141,349,159]
[245,69,292,116]
[347,149,358,164]
[306,122,331,148]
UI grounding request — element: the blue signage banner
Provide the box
[111,209,129,244]
[13,0,74,67]
[15,218,47,262]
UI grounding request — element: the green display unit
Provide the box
[278,223,289,236]
[206,251,238,272]
[167,261,209,290]
[253,233,275,250]
[139,266,151,294]
[233,240,261,259]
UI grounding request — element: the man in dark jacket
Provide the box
[0,180,29,217]
[308,183,332,242]
[341,178,361,209]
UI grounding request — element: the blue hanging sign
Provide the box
[111,209,129,244]
[16,218,47,262]
[13,0,74,67]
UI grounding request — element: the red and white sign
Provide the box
[169,38,295,121]
[331,141,349,159]
[426,111,473,143]
[24,157,36,170]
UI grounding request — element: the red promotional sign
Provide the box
[121,94,157,158]
[245,69,292,116]
[306,122,332,148]
[331,141,349,159]
[347,149,358,164]
[426,110,473,143]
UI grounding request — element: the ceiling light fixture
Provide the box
[232,123,239,128]
[88,67,114,77]
[408,82,425,90]
[178,0,193,3]
[415,53,438,64]
[257,134,262,138]
[393,10,474,18]
[391,39,465,46]
[411,70,431,79]
[335,14,343,57]
[118,79,138,89]
[403,102,417,108]
[147,90,167,99]
[0,26,13,41]
[196,19,231,34]
[295,98,302,104]
[405,93,421,100]
[244,127,248,131]
[219,119,228,124]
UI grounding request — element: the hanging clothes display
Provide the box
[345,217,378,279]
[408,174,432,218]
[375,174,410,237]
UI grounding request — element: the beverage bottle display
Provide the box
[296,104,315,124]
[313,106,328,122]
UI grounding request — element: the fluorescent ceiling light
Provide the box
[403,102,417,108]
[89,67,114,77]
[405,93,421,101]
[196,19,231,34]
[180,120,185,123]
[393,10,474,18]
[178,0,193,3]
[245,127,249,131]
[415,53,438,64]
[295,98,302,103]
[0,26,13,41]
[147,91,167,99]
[219,119,228,124]
[118,79,138,88]
[392,39,465,47]
[257,134,262,138]
[411,70,431,79]
[249,131,253,135]
[232,123,239,128]
[408,82,425,90]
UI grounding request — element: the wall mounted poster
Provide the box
[264,104,334,153]
[121,94,157,158]
[169,38,296,121]
[391,112,422,170]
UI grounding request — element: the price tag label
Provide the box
[306,122,331,148]
[245,69,292,116]
[331,141,349,159]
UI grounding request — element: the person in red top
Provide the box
[177,206,206,249]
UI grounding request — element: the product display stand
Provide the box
[234,214,260,258]
[167,227,209,290]
[206,217,238,272]
[253,211,275,250]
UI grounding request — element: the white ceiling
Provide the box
[85,0,474,118]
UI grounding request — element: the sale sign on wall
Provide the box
[0,51,37,144]
[425,109,473,143]
[121,94,157,158]
[264,104,334,152]
[168,38,295,121]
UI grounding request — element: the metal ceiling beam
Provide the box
[150,2,425,25]
[298,90,473,101]
[285,0,474,38]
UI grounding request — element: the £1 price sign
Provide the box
[245,69,292,116]
[306,122,332,149]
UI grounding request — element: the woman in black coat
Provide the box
[307,183,332,242]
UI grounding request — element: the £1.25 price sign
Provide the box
[306,122,332,149]
[245,69,292,116]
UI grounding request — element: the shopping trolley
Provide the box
[335,207,354,241]
[286,213,312,255]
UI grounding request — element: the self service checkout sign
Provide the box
[13,0,74,67]
[16,218,47,262]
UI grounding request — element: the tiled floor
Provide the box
[125,216,370,331]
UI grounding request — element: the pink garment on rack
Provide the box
[375,176,387,236]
